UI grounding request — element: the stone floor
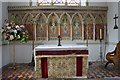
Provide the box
[1,62,120,80]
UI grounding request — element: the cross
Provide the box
[113,14,118,29]
[58,35,61,46]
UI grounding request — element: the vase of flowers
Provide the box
[2,20,29,70]
[2,20,29,44]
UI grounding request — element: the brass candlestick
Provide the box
[8,42,19,70]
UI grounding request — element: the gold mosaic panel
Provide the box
[82,56,88,76]
[48,57,76,78]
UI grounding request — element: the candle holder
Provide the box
[99,38,103,64]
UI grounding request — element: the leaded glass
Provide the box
[67,0,79,6]
[53,0,65,5]
[39,0,51,5]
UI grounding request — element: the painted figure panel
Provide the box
[36,16,46,40]
[48,15,58,40]
[72,15,82,40]
[60,14,70,39]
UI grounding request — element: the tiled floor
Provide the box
[1,62,120,80]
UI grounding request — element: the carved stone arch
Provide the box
[8,13,22,24]
[60,12,71,22]
[72,13,83,22]
[48,12,59,40]
[47,12,59,24]
[36,13,47,40]
[84,13,94,40]
[84,13,94,24]
[95,14,104,40]
[100,13,107,24]
[60,12,71,39]
[95,14,104,24]
[22,13,34,40]
[35,13,47,23]
[72,13,83,40]
[22,13,34,24]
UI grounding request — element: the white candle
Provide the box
[100,28,102,39]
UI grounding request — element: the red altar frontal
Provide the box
[34,45,89,78]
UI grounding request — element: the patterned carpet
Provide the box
[1,62,120,80]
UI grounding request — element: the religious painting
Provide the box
[53,0,65,5]
[39,0,51,5]
[84,14,94,40]
[95,15,104,40]
[67,0,79,6]
[36,14,46,40]
[60,14,70,39]
[72,14,82,40]
[48,14,58,40]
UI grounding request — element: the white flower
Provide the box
[22,32,25,34]
[17,35,20,39]
[15,25,19,28]
[10,35,14,40]
[7,26,11,29]
[20,25,25,28]
[14,30,17,33]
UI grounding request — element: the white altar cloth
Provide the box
[34,45,88,51]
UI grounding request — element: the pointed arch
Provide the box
[22,13,34,24]
[47,12,59,24]
[84,13,94,40]
[72,13,83,40]
[35,13,47,40]
[84,13,94,24]
[47,12,59,40]
[35,13,47,23]
[60,12,71,39]
[72,13,83,22]
[22,13,34,40]
[95,14,104,40]
[9,13,22,24]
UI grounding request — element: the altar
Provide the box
[34,45,89,78]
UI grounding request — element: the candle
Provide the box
[100,28,102,39]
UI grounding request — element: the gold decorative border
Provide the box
[36,54,89,58]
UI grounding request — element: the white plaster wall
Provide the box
[15,44,32,63]
[2,45,11,67]
[106,2,119,53]
[118,1,120,41]
[0,1,2,68]
[8,2,29,6]
[2,2,11,67]
[88,2,107,6]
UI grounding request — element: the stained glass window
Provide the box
[53,0,65,5]
[67,0,79,6]
[36,0,87,6]
[81,0,87,6]
[39,0,51,5]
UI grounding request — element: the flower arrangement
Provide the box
[2,20,29,44]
